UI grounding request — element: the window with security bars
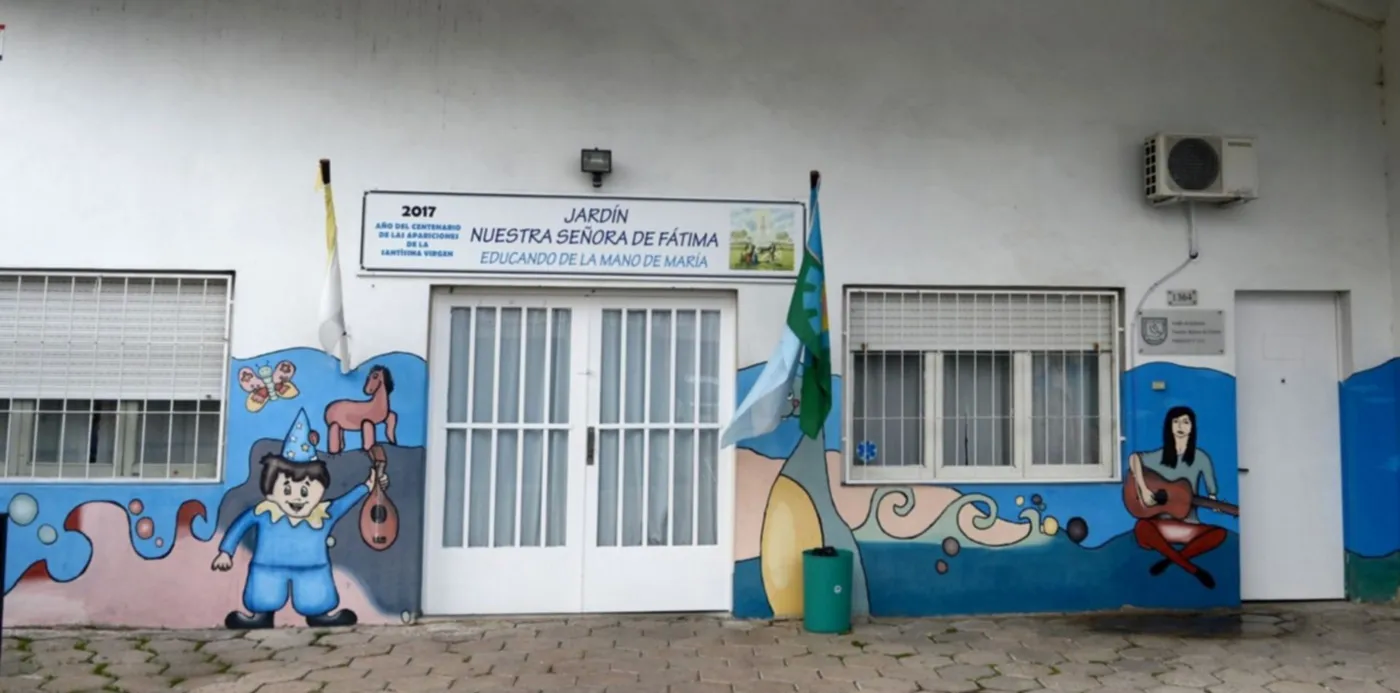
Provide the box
[0,273,232,481]
[844,289,1120,482]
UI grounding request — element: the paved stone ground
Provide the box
[3,602,1400,692]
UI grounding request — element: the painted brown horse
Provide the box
[324,365,397,454]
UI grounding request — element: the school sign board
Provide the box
[360,191,806,279]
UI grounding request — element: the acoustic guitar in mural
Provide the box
[360,444,399,550]
[1123,467,1239,521]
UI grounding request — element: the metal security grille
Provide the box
[595,308,722,549]
[441,305,574,549]
[844,288,1120,482]
[0,273,232,480]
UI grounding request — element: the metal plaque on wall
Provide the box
[1137,309,1226,356]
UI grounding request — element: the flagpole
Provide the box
[317,158,352,374]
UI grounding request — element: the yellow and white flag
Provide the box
[316,159,351,374]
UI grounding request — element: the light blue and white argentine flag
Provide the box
[719,329,801,448]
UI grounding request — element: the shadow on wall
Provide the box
[2,347,428,628]
[731,361,1242,619]
[1340,358,1400,602]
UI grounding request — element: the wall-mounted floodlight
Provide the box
[581,148,612,188]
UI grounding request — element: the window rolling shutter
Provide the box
[846,290,1117,353]
[0,274,231,400]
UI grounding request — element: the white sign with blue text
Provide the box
[360,191,806,279]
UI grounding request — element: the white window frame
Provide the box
[843,288,1121,485]
[0,271,233,483]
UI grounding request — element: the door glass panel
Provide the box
[442,308,472,548]
[698,310,721,545]
[450,305,572,550]
[519,309,548,546]
[621,429,644,546]
[597,310,622,547]
[520,430,545,546]
[471,309,496,423]
[546,429,568,547]
[598,307,724,548]
[446,309,472,423]
[675,312,697,423]
[672,430,694,546]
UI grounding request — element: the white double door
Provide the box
[423,290,736,615]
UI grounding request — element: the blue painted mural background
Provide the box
[2,347,428,625]
[1339,358,1400,600]
[4,343,1391,625]
[732,360,1241,619]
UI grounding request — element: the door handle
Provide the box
[586,427,596,466]
[1238,467,1250,474]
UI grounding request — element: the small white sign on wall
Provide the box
[359,190,806,280]
[1167,289,1198,306]
[1138,309,1226,356]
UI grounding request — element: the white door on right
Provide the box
[1235,292,1346,601]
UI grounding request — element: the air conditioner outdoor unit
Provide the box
[1144,133,1258,206]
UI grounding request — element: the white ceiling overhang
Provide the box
[1313,0,1389,24]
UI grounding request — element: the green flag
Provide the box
[788,173,832,439]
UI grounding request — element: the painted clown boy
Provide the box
[211,408,388,629]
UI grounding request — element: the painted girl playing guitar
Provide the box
[1124,406,1238,589]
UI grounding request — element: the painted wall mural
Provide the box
[2,347,428,628]
[1340,357,1400,602]
[733,361,1242,618]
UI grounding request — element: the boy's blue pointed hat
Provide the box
[280,408,319,463]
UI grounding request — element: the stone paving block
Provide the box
[1271,668,1333,685]
[1113,659,1173,675]
[1206,685,1273,693]
[1214,670,1276,687]
[733,682,798,693]
[850,678,918,692]
[1325,680,1393,693]
[982,675,1045,692]
[939,663,998,681]
[0,676,46,693]
[105,661,168,678]
[255,682,324,693]
[305,665,369,682]
[0,659,38,677]
[8,603,1400,693]
[1159,667,1223,688]
[386,674,456,691]
[109,675,176,692]
[29,649,94,666]
[639,668,703,685]
[40,674,115,692]
[1039,674,1103,692]
[758,666,822,683]
[1058,664,1116,678]
[672,683,739,693]
[998,662,1057,679]
[794,683,859,693]
[95,649,158,665]
[162,660,227,679]
[1267,683,1330,693]
[1097,672,1162,689]
[174,673,242,690]
[700,666,762,684]
[28,638,86,652]
[36,663,101,678]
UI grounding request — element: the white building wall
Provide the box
[0,0,1389,371]
[1386,0,1400,351]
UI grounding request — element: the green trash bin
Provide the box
[802,546,853,634]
